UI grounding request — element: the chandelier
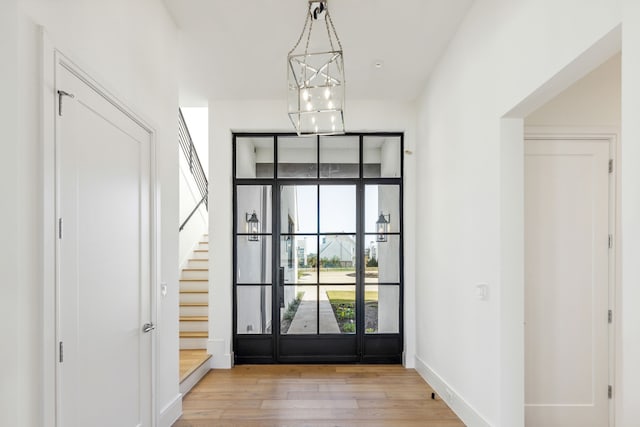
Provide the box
[287,0,345,136]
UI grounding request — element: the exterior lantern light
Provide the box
[245,211,260,242]
[376,212,390,242]
[287,0,345,136]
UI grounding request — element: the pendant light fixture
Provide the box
[287,0,345,136]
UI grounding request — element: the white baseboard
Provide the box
[414,355,492,427]
[207,339,233,368]
[403,351,416,368]
[158,393,182,427]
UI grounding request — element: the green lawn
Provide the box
[326,290,378,303]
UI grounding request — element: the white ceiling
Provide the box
[164,0,474,105]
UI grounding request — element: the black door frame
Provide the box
[233,132,404,364]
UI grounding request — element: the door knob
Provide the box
[142,323,155,333]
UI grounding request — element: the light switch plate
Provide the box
[475,283,489,301]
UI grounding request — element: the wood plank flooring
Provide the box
[173,365,465,427]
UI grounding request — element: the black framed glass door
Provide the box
[233,133,403,364]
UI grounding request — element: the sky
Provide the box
[294,185,381,254]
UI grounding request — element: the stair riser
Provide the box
[180,281,208,292]
[180,306,208,317]
[180,338,207,350]
[179,293,208,304]
[181,270,209,280]
[198,242,208,250]
[187,259,209,268]
[192,251,208,260]
[180,321,208,332]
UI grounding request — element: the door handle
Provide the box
[142,323,155,333]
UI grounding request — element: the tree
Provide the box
[366,256,378,267]
[307,253,317,268]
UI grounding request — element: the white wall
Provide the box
[620,2,640,424]
[0,2,23,426]
[179,154,208,268]
[526,53,621,127]
[8,1,181,425]
[208,99,417,368]
[414,0,624,426]
[181,107,209,176]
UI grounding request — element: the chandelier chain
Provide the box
[288,2,343,57]
[287,9,311,57]
[326,11,343,52]
[304,13,314,56]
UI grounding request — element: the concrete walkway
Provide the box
[287,288,340,334]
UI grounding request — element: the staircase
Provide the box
[179,235,209,349]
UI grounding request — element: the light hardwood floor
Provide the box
[173,365,465,427]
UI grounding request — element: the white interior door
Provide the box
[57,59,153,427]
[524,138,611,427]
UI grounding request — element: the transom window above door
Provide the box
[235,134,402,179]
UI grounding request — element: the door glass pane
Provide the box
[237,185,272,234]
[322,285,356,334]
[320,185,356,233]
[237,286,272,334]
[278,136,317,178]
[236,137,274,178]
[365,184,400,233]
[363,136,401,177]
[320,135,359,178]
[280,285,316,334]
[365,235,400,283]
[281,185,317,234]
[319,235,356,284]
[280,236,318,285]
[365,285,399,333]
[236,236,272,284]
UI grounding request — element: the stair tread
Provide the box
[180,331,208,338]
[194,249,208,252]
[179,278,208,282]
[180,302,208,307]
[180,289,208,294]
[180,316,208,321]
[182,268,209,271]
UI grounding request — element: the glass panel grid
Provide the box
[234,133,403,362]
[237,285,272,334]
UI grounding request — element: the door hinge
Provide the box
[608,385,613,399]
[59,341,64,363]
[609,159,614,174]
[608,234,613,249]
[58,218,63,239]
[608,309,613,324]
[57,90,75,116]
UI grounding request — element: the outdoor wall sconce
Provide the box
[376,212,390,242]
[245,211,260,242]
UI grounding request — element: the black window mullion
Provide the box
[272,136,279,361]
[233,132,404,364]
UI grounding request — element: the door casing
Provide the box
[524,131,617,426]
[43,48,159,427]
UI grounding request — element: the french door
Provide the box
[233,134,403,363]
